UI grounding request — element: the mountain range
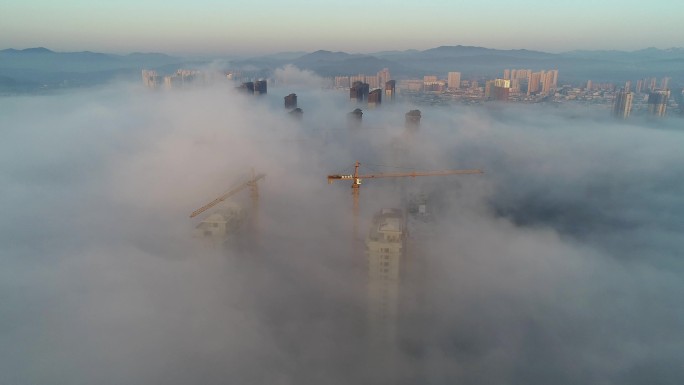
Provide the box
[2,45,682,94]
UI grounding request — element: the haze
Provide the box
[1,68,683,384]
[2,0,682,55]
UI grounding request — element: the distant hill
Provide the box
[2,45,683,94]
[0,48,190,94]
[229,45,683,83]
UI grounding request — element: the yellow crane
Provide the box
[190,170,265,241]
[328,161,483,245]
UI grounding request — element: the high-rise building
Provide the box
[660,77,670,90]
[447,72,461,90]
[368,89,382,107]
[491,79,510,101]
[350,81,369,102]
[648,77,657,92]
[365,75,380,89]
[484,80,494,99]
[335,76,350,89]
[636,79,643,93]
[648,90,670,117]
[254,80,267,95]
[528,72,542,95]
[377,68,391,88]
[350,74,365,85]
[238,81,254,93]
[366,208,406,345]
[503,69,511,80]
[613,90,633,119]
[284,93,297,109]
[586,80,593,91]
[384,80,396,101]
[348,108,363,127]
[142,70,161,88]
[288,108,303,120]
[405,110,421,131]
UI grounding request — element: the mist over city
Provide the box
[2,1,684,384]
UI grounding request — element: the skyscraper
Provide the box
[377,68,391,89]
[142,70,160,88]
[384,80,396,102]
[284,93,297,109]
[366,208,405,345]
[492,79,510,101]
[254,80,267,95]
[660,77,670,90]
[613,90,633,119]
[368,89,382,107]
[348,108,363,128]
[405,110,421,131]
[238,81,254,93]
[288,108,303,120]
[447,72,461,90]
[350,81,369,103]
[528,72,542,95]
[648,90,670,117]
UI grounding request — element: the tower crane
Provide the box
[327,161,483,245]
[190,170,265,242]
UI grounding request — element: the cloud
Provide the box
[272,65,328,88]
[1,82,683,384]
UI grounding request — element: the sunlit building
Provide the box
[491,79,510,101]
[528,72,541,95]
[377,68,391,89]
[142,70,161,88]
[447,72,461,90]
[613,90,633,119]
[384,80,396,101]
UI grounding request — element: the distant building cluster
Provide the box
[143,63,679,119]
[335,68,391,90]
[238,80,267,95]
[142,69,204,89]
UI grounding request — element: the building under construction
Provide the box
[366,208,406,346]
[190,171,265,249]
[192,203,246,248]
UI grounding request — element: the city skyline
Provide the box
[2,0,682,56]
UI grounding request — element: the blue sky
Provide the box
[1,0,682,55]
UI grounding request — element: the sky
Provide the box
[2,69,684,384]
[1,0,683,55]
